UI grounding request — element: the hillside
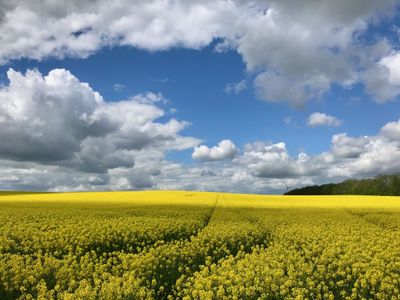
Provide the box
[285,174,400,195]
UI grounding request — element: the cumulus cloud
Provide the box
[182,118,400,193]
[331,134,369,158]
[156,117,400,193]
[236,120,400,184]
[381,119,400,141]
[0,0,234,63]
[363,52,400,102]
[238,142,314,178]
[363,55,400,103]
[232,1,398,104]
[1,110,400,193]
[0,68,200,177]
[345,137,400,177]
[0,1,399,104]
[192,140,238,162]
[380,52,400,86]
[307,112,342,127]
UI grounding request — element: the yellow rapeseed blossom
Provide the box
[0,191,399,299]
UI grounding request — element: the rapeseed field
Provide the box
[1,191,400,299]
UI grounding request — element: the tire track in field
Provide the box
[77,196,220,263]
[8,196,222,300]
[98,194,221,299]
[114,192,271,299]
[102,196,220,257]
[345,208,394,231]
[201,193,219,228]
[166,194,272,299]
[81,193,269,300]
[37,193,271,300]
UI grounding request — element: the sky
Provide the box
[0,0,400,194]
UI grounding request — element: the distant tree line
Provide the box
[284,174,400,196]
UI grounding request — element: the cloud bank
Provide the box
[158,119,400,194]
[1,67,398,194]
[0,68,200,191]
[1,1,400,104]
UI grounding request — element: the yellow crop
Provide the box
[0,191,400,299]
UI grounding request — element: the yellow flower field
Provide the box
[1,191,400,299]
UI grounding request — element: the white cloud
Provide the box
[0,110,400,193]
[363,52,400,102]
[155,78,170,84]
[0,68,200,176]
[238,142,321,178]
[307,112,342,127]
[71,120,400,192]
[228,0,396,104]
[112,83,124,92]
[380,52,400,86]
[238,121,400,183]
[0,0,235,63]
[0,1,399,104]
[331,134,369,158]
[346,137,400,176]
[254,70,331,107]
[192,140,238,162]
[381,119,400,141]
[225,80,247,94]
[283,117,292,125]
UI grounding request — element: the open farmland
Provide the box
[1,192,400,299]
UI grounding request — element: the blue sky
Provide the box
[0,1,400,193]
